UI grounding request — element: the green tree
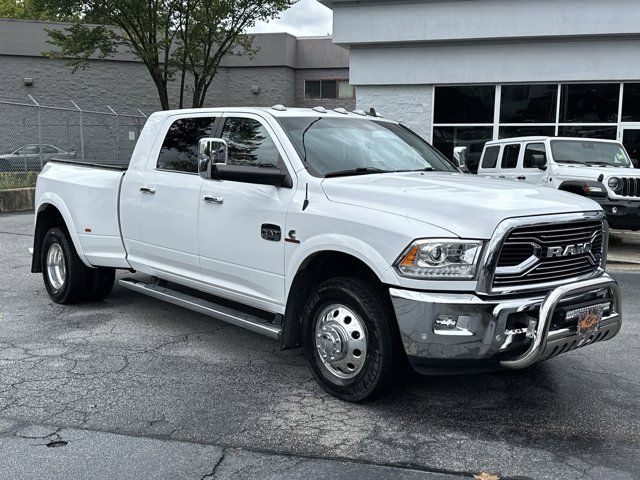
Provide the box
[0,0,57,19]
[37,0,297,110]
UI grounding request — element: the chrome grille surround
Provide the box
[477,211,608,295]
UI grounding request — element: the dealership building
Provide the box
[0,18,353,114]
[322,0,640,170]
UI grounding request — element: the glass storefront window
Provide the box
[432,126,493,173]
[434,86,495,124]
[558,126,618,140]
[431,83,640,169]
[500,84,557,123]
[499,126,556,139]
[622,83,640,122]
[560,84,619,123]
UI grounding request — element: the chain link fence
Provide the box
[0,96,147,190]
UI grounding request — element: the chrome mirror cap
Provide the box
[198,137,228,179]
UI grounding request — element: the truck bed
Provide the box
[35,160,129,269]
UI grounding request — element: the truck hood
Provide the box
[321,172,601,239]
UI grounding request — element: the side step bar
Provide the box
[118,278,282,340]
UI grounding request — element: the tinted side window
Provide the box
[21,146,39,155]
[523,143,547,169]
[501,144,521,169]
[221,118,279,169]
[157,117,216,173]
[481,146,500,169]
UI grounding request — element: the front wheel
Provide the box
[302,277,401,402]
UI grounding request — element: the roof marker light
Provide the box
[312,106,327,113]
[333,107,348,115]
[271,104,287,111]
[352,109,367,116]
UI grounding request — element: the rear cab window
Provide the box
[157,117,217,173]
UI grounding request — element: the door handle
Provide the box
[203,195,224,204]
[140,186,156,194]
[517,176,527,181]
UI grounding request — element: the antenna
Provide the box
[302,183,310,211]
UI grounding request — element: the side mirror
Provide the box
[531,154,547,171]
[198,138,228,180]
[212,164,292,188]
[453,146,468,168]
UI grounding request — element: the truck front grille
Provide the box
[493,220,604,290]
[618,177,640,198]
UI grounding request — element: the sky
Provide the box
[248,0,333,37]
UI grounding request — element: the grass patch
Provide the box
[0,172,38,190]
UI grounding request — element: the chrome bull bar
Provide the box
[500,276,622,370]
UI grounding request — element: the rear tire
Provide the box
[302,277,400,402]
[41,227,114,304]
[85,268,116,302]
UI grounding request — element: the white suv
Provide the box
[476,137,640,230]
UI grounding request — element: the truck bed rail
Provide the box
[49,158,128,171]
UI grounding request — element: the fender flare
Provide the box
[285,234,392,297]
[36,192,92,268]
[557,180,607,198]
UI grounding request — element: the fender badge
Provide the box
[285,230,300,244]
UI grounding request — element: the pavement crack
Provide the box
[0,231,33,237]
[202,449,226,479]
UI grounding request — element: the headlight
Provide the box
[395,239,483,279]
[608,177,622,193]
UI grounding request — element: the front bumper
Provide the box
[390,275,622,374]
[596,198,640,230]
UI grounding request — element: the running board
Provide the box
[118,278,281,340]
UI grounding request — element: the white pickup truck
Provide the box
[476,137,640,230]
[32,107,622,402]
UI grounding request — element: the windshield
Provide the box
[551,140,631,167]
[277,117,456,177]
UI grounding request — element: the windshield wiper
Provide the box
[407,167,435,172]
[584,162,626,168]
[556,160,588,165]
[324,167,390,178]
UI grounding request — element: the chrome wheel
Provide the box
[46,243,66,292]
[315,304,368,379]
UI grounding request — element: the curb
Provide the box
[607,256,640,266]
[0,188,35,213]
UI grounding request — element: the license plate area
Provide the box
[550,297,612,332]
[563,302,609,337]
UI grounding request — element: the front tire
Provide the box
[302,277,400,402]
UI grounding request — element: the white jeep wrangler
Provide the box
[476,137,640,230]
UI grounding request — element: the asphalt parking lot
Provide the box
[1,212,639,480]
